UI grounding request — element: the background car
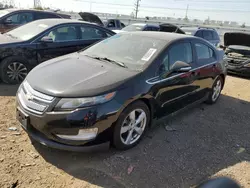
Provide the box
[181,27,220,46]
[223,32,250,76]
[113,23,160,33]
[0,9,70,33]
[16,32,226,151]
[0,19,115,84]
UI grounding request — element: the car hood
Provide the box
[224,32,250,47]
[26,53,139,97]
[78,12,104,26]
[0,33,22,45]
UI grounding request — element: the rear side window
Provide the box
[195,43,216,64]
[212,31,220,40]
[203,31,213,40]
[195,30,203,37]
[80,26,108,39]
[35,12,59,19]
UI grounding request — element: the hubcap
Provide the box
[120,109,147,145]
[7,62,28,82]
[212,79,222,101]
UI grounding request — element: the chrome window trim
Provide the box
[146,61,217,85]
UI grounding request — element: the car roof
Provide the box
[30,18,94,26]
[181,27,216,32]
[120,31,194,42]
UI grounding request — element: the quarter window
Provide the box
[80,26,107,39]
[46,26,78,42]
[5,12,34,24]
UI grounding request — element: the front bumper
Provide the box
[227,65,250,76]
[16,98,121,151]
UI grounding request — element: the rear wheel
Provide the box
[0,57,29,84]
[113,101,150,150]
[206,76,223,104]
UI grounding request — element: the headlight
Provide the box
[55,92,116,110]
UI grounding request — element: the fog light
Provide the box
[56,128,98,141]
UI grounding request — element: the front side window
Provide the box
[195,43,216,64]
[80,26,107,40]
[5,12,34,24]
[195,30,203,38]
[168,43,193,69]
[46,26,78,42]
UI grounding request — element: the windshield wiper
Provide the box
[4,33,18,39]
[85,55,127,68]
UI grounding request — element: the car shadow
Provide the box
[0,83,19,96]
[33,94,250,188]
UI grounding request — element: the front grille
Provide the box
[17,81,54,115]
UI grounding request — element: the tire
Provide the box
[206,76,223,104]
[0,57,29,84]
[113,101,150,150]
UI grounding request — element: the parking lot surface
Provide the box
[0,75,250,188]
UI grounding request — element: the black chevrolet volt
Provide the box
[16,32,226,151]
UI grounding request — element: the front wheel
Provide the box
[206,76,223,104]
[0,57,29,84]
[113,101,150,150]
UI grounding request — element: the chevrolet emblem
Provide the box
[26,93,33,101]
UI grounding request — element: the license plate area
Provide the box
[17,108,29,129]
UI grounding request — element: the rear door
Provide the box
[150,41,200,118]
[192,40,218,96]
[78,24,113,50]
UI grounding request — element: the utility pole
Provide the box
[185,4,189,20]
[34,0,42,8]
[134,0,141,19]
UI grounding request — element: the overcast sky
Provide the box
[11,0,250,24]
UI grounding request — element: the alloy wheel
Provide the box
[120,109,147,145]
[7,62,28,83]
[212,79,222,102]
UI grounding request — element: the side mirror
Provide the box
[171,61,191,72]
[40,36,53,43]
[4,19,12,24]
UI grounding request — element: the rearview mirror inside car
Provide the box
[171,61,191,72]
[40,36,53,43]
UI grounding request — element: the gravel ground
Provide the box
[0,75,250,188]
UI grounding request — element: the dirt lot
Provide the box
[1,75,250,188]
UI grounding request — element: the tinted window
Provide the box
[195,43,215,64]
[5,12,34,24]
[203,31,213,40]
[35,12,59,19]
[212,31,219,40]
[195,30,203,37]
[47,26,78,42]
[80,26,108,39]
[168,43,193,69]
[106,20,115,28]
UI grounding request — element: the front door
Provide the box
[0,12,34,33]
[150,41,200,118]
[36,25,82,63]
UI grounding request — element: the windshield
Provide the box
[81,33,166,71]
[6,21,53,41]
[0,10,9,17]
[122,24,145,31]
